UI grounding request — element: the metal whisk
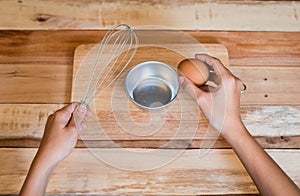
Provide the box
[80,24,138,106]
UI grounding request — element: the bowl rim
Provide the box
[125,61,180,109]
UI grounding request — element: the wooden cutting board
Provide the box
[71,44,229,144]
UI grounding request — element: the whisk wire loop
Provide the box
[85,28,131,104]
[80,24,138,106]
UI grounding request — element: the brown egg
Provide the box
[177,58,210,86]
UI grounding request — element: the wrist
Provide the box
[34,148,60,173]
[221,120,249,146]
[19,151,58,196]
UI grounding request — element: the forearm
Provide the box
[19,152,57,196]
[222,122,300,196]
[19,103,87,195]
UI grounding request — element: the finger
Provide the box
[199,85,210,92]
[55,103,79,128]
[44,113,54,130]
[199,84,218,92]
[57,103,78,115]
[67,104,87,131]
[179,76,206,101]
[47,113,54,122]
[208,71,221,85]
[195,54,229,77]
[235,77,246,92]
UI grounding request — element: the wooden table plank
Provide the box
[1,148,299,195]
[232,67,300,105]
[0,64,70,103]
[0,0,299,31]
[0,104,299,148]
[1,31,299,67]
[0,30,299,104]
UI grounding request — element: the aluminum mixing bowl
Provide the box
[125,61,179,109]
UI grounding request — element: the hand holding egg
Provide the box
[177,58,210,86]
[178,54,246,132]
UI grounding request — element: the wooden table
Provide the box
[0,1,299,195]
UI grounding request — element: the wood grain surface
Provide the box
[0,0,299,31]
[0,30,299,104]
[1,148,299,195]
[0,104,299,148]
[0,3,300,193]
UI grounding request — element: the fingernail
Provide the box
[78,104,86,113]
[178,76,185,84]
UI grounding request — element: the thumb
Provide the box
[179,76,206,102]
[68,104,87,132]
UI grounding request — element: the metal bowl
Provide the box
[125,61,179,109]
